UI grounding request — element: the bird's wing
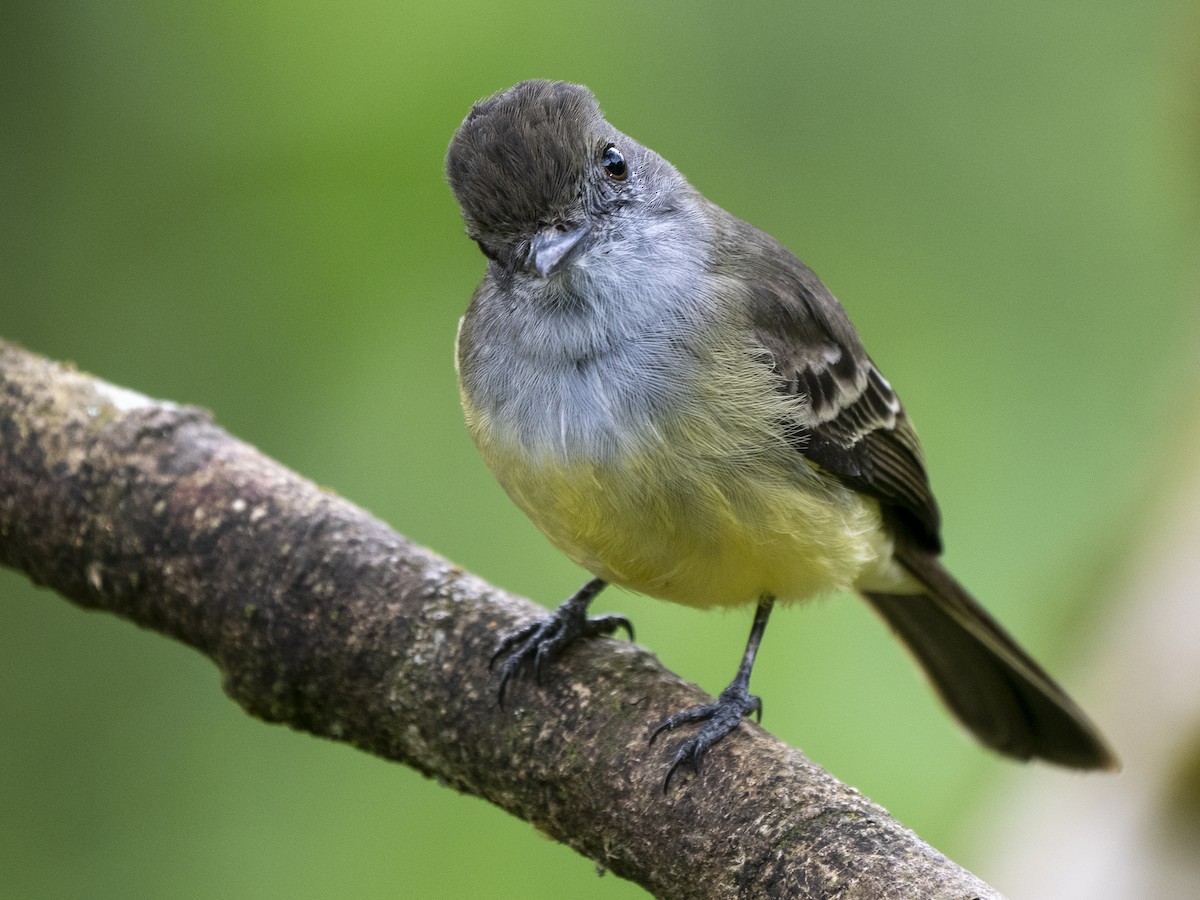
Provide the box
[722,215,943,552]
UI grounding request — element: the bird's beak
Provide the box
[526,221,592,278]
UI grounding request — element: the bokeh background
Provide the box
[3,2,1198,898]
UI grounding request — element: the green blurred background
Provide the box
[2,2,1197,897]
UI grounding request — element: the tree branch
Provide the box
[0,338,1001,899]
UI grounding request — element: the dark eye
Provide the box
[600,143,628,181]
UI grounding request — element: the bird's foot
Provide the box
[650,680,762,792]
[491,584,632,707]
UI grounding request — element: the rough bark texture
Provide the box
[0,338,1002,899]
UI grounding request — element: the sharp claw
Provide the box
[649,703,717,745]
[489,646,508,672]
[497,665,514,710]
[649,714,682,745]
[651,687,761,791]
[579,613,634,642]
[662,758,686,794]
[662,739,707,793]
[489,622,536,670]
[659,738,707,794]
[488,584,630,706]
[533,640,552,684]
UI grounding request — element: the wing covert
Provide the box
[723,213,943,552]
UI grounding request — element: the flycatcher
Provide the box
[446,80,1116,785]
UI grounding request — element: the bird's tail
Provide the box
[861,549,1118,770]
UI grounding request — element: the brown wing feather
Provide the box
[718,211,942,551]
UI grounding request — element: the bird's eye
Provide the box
[600,143,628,181]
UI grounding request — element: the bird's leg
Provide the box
[491,577,633,707]
[650,596,775,791]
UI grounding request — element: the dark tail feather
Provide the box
[862,550,1118,771]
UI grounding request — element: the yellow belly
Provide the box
[478,439,897,609]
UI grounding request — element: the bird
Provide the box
[445,79,1118,788]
